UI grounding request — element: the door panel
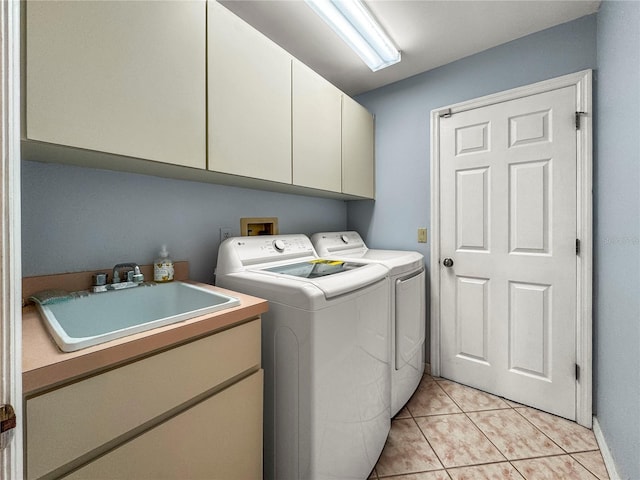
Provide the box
[456,168,489,251]
[440,86,577,420]
[510,160,550,254]
[509,281,551,378]
[456,276,489,363]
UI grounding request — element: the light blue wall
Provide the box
[348,7,640,477]
[22,161,347,283]
[594,2,640,479]
[349,14,597,254]
[349,14,598,357]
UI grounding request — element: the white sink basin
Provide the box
[35,282,240,352]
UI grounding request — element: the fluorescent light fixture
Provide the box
[305,0,401,72]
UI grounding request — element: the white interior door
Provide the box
[439,85,578,420]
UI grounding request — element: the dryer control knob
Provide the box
[273,239,286,252]
[340,234,349,244]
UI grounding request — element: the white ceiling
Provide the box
[219,0,600,96]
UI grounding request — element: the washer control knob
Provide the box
[340,234,349,244]
[273,239,286,252]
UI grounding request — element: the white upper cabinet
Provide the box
[25,0,206,169]
[292,60,342,192]
[24,1,374,199]
[208,1,292,184]
[342,96,375,198]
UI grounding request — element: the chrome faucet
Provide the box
[91,263,145,293]
[111,263,144,287]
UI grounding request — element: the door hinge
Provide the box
[575,111,586,130]
[0,404,17,450]
[0,405,16,434]
[576,238,581,255]
[575,364,580,381]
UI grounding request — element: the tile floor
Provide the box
[371,374,609,480]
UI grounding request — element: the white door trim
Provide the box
[0,0,23,477]
[430,70,593,427]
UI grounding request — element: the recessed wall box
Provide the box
[241,217,279,236]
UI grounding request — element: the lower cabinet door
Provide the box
[64,370,263,480]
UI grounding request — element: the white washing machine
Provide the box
[215,234,391,480]
[311,231,425,417]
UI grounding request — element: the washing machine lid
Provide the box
[251,259,386,299]
[216,234,388,300]
[264,259,363,278]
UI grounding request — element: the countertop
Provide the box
[23,267,268,396]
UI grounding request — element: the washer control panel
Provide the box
[272,239,286,252]
[231,235,315,263]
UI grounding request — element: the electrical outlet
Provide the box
[220,227,232,243]
[418,228,427,243]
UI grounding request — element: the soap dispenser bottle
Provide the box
[154,245,174,282]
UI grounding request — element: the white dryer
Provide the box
[311,231,425,416]
[215,234,391,480]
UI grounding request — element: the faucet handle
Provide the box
[133,266,144,284]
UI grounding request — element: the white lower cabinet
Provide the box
[25,319,262,480]
[64,371,263,480]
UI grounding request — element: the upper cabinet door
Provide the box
[292,60,342,192]
[26,1,206,169]
[342,97,375,198]
[208,2,292,184]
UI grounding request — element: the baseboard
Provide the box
[593,416,621,480]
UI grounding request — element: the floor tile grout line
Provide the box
[410,414,448,472]
[463,405,568,462]
[460,409,511,464]
[511,451,597,463]
[377,469,449,480]
[570,451,610,480]
[510,458,529,479]
[509,452,606,480]
[513,405,601,451]
[387,376,607,478]
[431,381,515,465]
[410,380,473,471]
[420,378,517,468]
[434,375,520,414]
[511,405,569,455]
[382,414,448,477]
[410,384,514,470]
[443,459,527,479]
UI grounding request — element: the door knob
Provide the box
[443,258,454,268]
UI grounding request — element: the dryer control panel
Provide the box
[311,231,367,256]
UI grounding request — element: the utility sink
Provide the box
[35,282,241,352]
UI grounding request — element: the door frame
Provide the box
[429,70,593,427]
[0,0,23,477]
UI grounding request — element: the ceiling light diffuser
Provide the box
[305,0,401,72]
